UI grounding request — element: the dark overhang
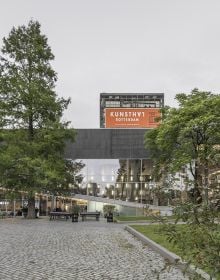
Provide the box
[65,129,150,159]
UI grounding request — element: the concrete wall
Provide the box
[87,200,145,216]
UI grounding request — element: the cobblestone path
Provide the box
[0,218,188,280]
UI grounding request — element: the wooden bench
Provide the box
[49,211,72,221]
[80,211,100,221]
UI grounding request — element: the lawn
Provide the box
[116,215,176,222]
[131,224,220,279]
[116,215,155,222]
[131,224,185,258]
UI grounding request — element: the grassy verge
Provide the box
[131,224,185,257]
[131,224,220,279]
[116,215,154,222]
[115,215,176,222]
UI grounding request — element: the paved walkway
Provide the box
[0,218,188,280]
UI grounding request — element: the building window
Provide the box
[105,101,120,107]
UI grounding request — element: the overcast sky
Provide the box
[1,0,220,128]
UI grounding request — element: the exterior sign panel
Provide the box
[105,108,160,128]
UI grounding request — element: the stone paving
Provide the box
[0,217,188,280]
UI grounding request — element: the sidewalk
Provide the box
[0,217,188,280]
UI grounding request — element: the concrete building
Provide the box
[65,129,154,203]
[0,93,167,216]
[64,93,165,204]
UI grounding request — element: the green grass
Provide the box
[116,215,154,221]
[131,224,184,257]
[115,215,176,222]
[131,224,220,279]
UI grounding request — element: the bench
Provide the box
[0,211,14,218]
[80,211,100,221]
[49,211,72,221]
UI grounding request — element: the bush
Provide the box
[161,202,220,278]
[103,204,115,217]
[69,204,80,214]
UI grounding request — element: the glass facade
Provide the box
[72,159,155,204]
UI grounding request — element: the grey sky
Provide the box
[1,0,220,128]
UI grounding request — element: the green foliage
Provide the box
[133,223,220,279]
[131,224,184,257]
[174,202,219,225]
[145,89,220,202]
[103,204,115,214]
[69,204,80,214]
[4,189,21,201]
[115,215,176,222]
[65,160,85,193]
[0,20,76,218]
[162,203,220,279]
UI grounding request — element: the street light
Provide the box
[140,175,143,204]
[140,159,143,204]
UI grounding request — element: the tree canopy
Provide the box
[0,20,77,217]
[144,89,220,202]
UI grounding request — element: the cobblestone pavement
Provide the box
[0,218,188,280]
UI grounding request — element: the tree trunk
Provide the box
[121,182,124,200]
[203,162,209,204]
[193,160,202,204]
[27,196,36,219]
[130,184,135,202]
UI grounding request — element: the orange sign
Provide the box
[105,108,161,128]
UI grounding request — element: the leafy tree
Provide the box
[145,89,220,203]
[103,204,115,216]
[160,203,220,279]
[116,160,127,200]
[0,20,76,218]
[65,160,85,195]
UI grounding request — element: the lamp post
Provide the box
[139,176,143,204]
[86,161,89,196]
[140,159,143,204]
[121,175,124,200]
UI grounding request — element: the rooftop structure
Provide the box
[100,92,164,128]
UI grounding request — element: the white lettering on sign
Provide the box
[116,118,139,122]
[110,111,145,118]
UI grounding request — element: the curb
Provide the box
[125,225,213,280]
[125,225,181,263]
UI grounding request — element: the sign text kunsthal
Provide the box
[105,108,160,128]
